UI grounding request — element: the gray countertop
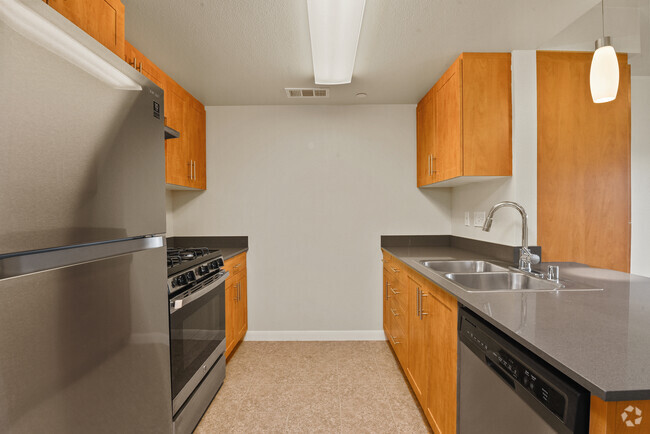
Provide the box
[220,247,248,261]
[383,245,650,401]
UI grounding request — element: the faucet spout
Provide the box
[482,201,539,272]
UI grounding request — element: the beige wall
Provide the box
[631,76,650,278]
[451,51,538,247]
[165,190,174,237]
[170,105,451,338]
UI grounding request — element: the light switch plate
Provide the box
[464,212,471,226]
[474,211,486,227]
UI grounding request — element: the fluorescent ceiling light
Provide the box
[307,0,366,85]
[0,0,141,90]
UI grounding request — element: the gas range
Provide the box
[166,247,225,296]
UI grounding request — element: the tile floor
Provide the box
[195,341,432,433]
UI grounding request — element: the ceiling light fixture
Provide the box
[307,0,366,85]
[589,0,619,103]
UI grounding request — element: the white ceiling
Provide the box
[122,0,602,105]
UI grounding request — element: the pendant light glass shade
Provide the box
[590,43,619,103]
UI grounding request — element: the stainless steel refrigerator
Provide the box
[0,1,172,432]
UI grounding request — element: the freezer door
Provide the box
[0,0,166,255]
[0,239,172,434]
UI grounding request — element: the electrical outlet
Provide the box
[464,212,471,226]
[474,211,486,227]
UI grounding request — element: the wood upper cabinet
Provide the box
[45,0,125,59]
[122,41,207,190]
[124,41,163,88]
[416,89,436,186]
[417,52,512,187]
[225,253,248,358]
[186,97,207,189]
[424,282,458,434]
[435,57,463,182]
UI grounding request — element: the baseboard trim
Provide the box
[244,330,386,341]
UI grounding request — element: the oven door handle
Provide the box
[169,271,229,314]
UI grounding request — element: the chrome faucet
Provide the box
[482,201,540,273]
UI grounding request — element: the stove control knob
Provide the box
[198,266,209,275]
[177,275,187,286]
[171,279,177,288]
[209,261,218,270]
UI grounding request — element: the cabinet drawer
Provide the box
[387,276,407,313]
[388,314,408,367]
[224,253,246,276]
[389,295,408,339]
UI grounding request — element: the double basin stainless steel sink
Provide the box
[420,260,574,293]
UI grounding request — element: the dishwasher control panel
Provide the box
[459,308,589,433]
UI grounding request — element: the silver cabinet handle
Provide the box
[385,281,390,300]
[416,287,420,317]
[390,335,401,345]
[390,288,400,295]
[390,308,398,317]
[390,267,399,273]
[431,156,437,174]
[420,292,428,319]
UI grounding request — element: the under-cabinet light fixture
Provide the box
[307,0,366,85]
[590,0,619,103]
[0,0,141,91]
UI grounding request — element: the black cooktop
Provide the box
[167,247,222,276]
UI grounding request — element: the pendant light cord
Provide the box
[601,0,605,40]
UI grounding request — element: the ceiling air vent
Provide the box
[285,88,330,98]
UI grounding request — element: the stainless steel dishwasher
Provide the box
[458,308,589,434]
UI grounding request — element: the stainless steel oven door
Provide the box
[169,271,228,415]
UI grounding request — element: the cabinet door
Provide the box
[225,278,236,358]
[425,285,458,434]
[165,82,190,186]
[123,41,164,90]
[416,91,436,187]
[186,98,206,190]
[46,0,125,59]
[435,57,463,182]
[382,270,391,334]
[237,274,247,341]
[406,274,429,405]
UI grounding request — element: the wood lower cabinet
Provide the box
[382,249,458,434]
[416,52,512,187]
[406,273,430,404]
[424,282,458,434]
[382,269,391,333]
[45,0,125,59]
[225,253,248,358]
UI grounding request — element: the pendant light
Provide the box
[590,0,619,103]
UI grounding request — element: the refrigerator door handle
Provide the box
[0,236,164,280]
